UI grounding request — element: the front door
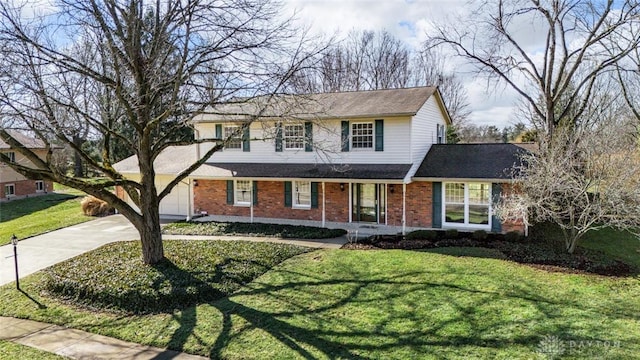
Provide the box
[352,183,386,223]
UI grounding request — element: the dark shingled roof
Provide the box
[414,143,530,180]
[192,163,412,180]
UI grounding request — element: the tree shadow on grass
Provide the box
[143,258,639,359]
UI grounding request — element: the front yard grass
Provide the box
[0,242,637,359]
[0,340,67,359]
[0,192,91,245]
[580,228,640,269]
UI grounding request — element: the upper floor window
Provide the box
[224,126,242,149]
[2,151,16,164]
[284,124,304,150]
[444,182,490,226]
[351,122,373,149]
[437,124,445,144]
[293,181,311,208]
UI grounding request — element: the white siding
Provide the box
[194,117,412,164]
[410,96,447,165]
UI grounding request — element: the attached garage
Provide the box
[157,176,190,216]
[120,174,192,217]
[114,145,197,218]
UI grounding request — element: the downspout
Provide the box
[322,182,326,227]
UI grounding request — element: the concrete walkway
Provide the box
[0,316,207,359]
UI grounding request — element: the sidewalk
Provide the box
[0,316,207,359]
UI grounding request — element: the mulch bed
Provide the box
[342,236,635,277]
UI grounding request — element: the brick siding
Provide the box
[1,179,53,199]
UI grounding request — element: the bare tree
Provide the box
[410,47,471,126]
[429,0,640,138]
[497,122,640,253]
[0,0,320,264]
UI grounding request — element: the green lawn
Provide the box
[580,228,640,268]
[0,191,91,245]
[0,340,67,359]
[0,243,637,359]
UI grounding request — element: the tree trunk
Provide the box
[73,135,84,178]
[137,193,164,264]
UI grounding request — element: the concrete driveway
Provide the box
[1,214,347,286]
[0,215,138,286]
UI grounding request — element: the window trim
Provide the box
[4,184,15,197]
[442,182,491,229]
[234,180,252,206]
[35,180,45,193]
[224,125,242,150]
[292,180,311,209]
[2,151,16,164]
[350,121,374,150]
[283,123,305,151]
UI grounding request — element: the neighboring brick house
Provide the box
[114,87,527,233]
[0,132,54,200]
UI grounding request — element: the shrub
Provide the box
[406,230,438,241]
[472,230,488,241]
[444,229,459,239]
[80,196,113,216]
[504,231,522,242]
[163,221,347,239]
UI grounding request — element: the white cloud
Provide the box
[284,0,539,128]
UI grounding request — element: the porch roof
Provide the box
[414,143,530,180]
[191,162,412,180]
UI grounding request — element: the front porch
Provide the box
[191,214,432,238]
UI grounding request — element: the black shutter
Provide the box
[284,181,292,207]
[311,182,318,208]
[375,119,384,151]
[242,125,250,152]
[252,181,258,205]
[226,180,234,205]
[341,121,349,152]
[215,124,222,139]
[491,183,503,232]
[432,182,442,228]
[305,121,313,152]
[275,123,283,152]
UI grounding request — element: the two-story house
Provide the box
[115,87,525,233]
[1,131,54,200]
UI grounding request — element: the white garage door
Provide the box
[158,178,190,216]
[124,176,190,216]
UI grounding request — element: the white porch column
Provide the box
[322,182,326,227]
[402,183,407,235]
[250,183,254,223]
[187,179,192,221]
